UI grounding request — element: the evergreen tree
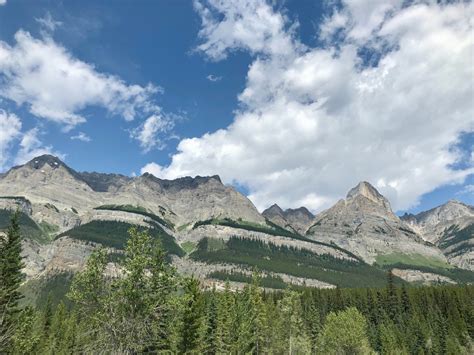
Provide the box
[317,307,374,354]
[204,287,218,354]
[179,278,206,354]
[238,273,268,354]
[215,282,235,353]
[307,299,321,353]
[11,306,40,354]
[0,210,24,350]
[68,227,179,353]
[386,271,399,321]
[279,289,311,354]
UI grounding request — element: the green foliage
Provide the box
[38,221,59,240]
[6,225,474,354]
[192,237,398,287]
[0,209,47,243]
[0,210,25,349]
[67,227,181,353]
[20,273,73,309]
[94,204,175,229]
[376,252,453,269]
[317,307,374,354]
[180,241,197,254]
[179,278,206,353]
[57,220,184,256]
[193,217,362,261]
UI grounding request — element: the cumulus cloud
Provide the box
[0,110,21,170]
[193,0,300,60]
[143,0,474,212]
[13,127,64,165]
[0,30,161,129]
[70,131,92,142]
[130,114,175,152]
[0,0,6,6]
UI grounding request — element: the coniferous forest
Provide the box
[1,212,473,354]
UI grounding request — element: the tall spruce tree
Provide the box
[0,210,24,350]
[179,278,206,354]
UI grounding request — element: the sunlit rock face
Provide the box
[306,181,447,264]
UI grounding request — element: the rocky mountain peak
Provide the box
[24,154,67,170]
[140,173,223,191]
[262,204,314,235]
[347,181,381,201]
[411,199,474,226]
[346,181,392,212]
[262,204,284,217]
[285,206,314,219]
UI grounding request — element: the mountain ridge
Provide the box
[1,155,473,293]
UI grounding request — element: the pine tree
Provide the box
[317,307,374,354]
[307,299,321,353]
[386,271,399,321]
[279,289,311,354]
[68,227,179,353]
[0,210,24,350]
[11,306,40,354]
[204,287,218,354]
[215,282,235,353]
[237,273,268,354]
[401,284,411,315]
[179,278,206,354]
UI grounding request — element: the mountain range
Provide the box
[0,155,472,302]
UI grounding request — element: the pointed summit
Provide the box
[346,181,392,211]
[24,154,67,170]
[347,181,382,200]
[262,203,284,216]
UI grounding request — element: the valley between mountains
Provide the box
[0,155,473,303]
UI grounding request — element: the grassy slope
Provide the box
[375,253,474,284]
[0,209,51,243]
[191,237,401,288]
[375,253,453,269]
[193,217,362,261]
[57,220,184,257]
[94,204,175,229]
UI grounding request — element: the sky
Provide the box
[0,0,472,215]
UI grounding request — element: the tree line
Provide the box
[1,211,473,354]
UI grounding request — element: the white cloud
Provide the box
[206,74,222,82]
[0,0,6,6]
[143,0,474,212]
[13,128,64,166]
[36,12,63,33]
[130,114,174,152]
[320,0,404,43]
[70,131,91,142]
[458,184,474,195]
[193,0,300,60]
[0,30,161,129]
[0,110,21,170]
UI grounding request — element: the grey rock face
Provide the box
[306,182,446,264]
[78,172,131,192]
[401,200,474,270]
[401,200,474,243]
[1,155,472,286]
[262,204,314,234]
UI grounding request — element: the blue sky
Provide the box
[0,0,472,214]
